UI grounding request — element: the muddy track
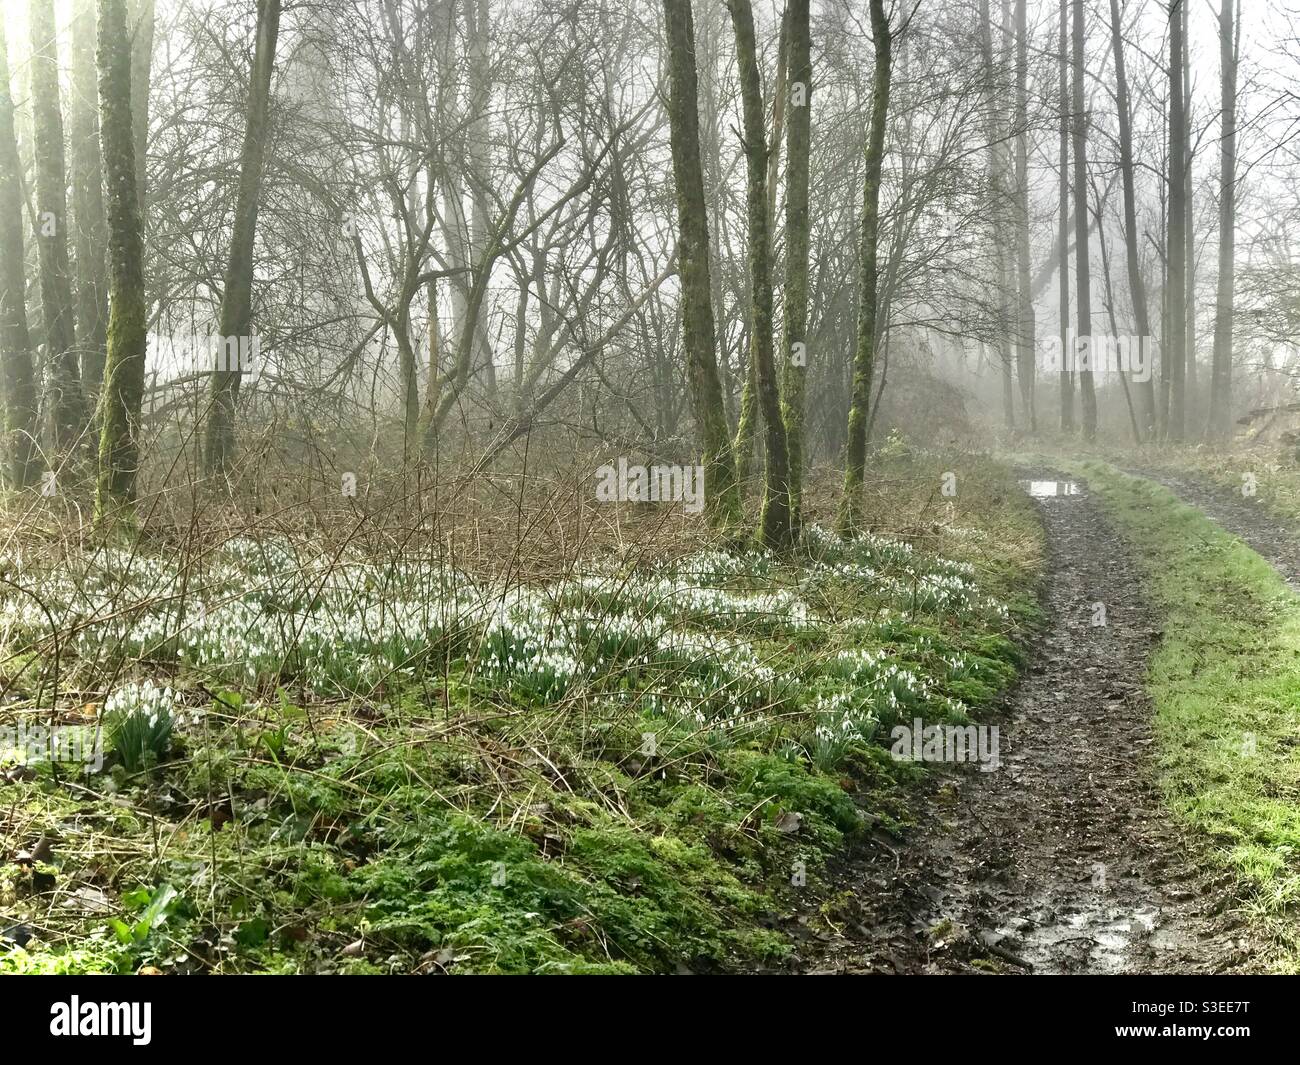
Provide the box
[786,470,1257,975]
[1123,466,1300,590]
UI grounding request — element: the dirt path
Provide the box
[788,470,1256,974]
[1123,467,1300,590]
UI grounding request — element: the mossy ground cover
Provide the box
[1,456,1042,974]
[1072,461,1300,970]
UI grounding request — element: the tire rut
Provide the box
[789,469,1257,975]
[1122,466,1300,591]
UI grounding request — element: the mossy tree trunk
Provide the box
[30,0,86,453]
[837,0,891,536]
[0,22,39,488]
[72,0,109,396]
[726,0,791,550]
[781,0,811,534]
[95,0,147,514]
[661,0,742,532]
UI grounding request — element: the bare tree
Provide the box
[0,21,39,487]
[204,0,283,474]
[1208,0,1238,438]
[1108,0,1157,436]
[781,0,811,530]
[71,0,108,395]
[96,0,148,512]
[838,0,891,535]
[1071,0,1097,439]
[662,0,742,530]
[30,0,86,451]
[1166,0,1187,440]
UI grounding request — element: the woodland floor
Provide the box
[781,466,1277,975]
[5,454,1298,974]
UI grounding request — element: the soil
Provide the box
[778,469,1261,975]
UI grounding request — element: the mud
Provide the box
[782,470,1258,975]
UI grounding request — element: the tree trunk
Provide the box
[129,0,154,214]
[781,0,810,533]
[95,0,148,512]
[71,0,109,396]
[726,0,791,549]
[0,22,39,488]
[1166,0,1187,440]
[203,0,281,475]
[979,0,1015,432]
[837,0,890,536]
[1208,0,1237,439]
[1108,0,1156,436]
[1057,0,1073,432]
[1013,0,1036,431]
[1183,0,1197,428]
[1071,0,1097,439]
[661,0,742,530]
[465,0,495,395]
[30,0,86,453]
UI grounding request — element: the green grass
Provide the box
[1075,460,1300,970]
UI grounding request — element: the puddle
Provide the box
[1021,480,1082,498]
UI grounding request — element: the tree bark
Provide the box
[979,0,1015,432]
[1166,0,1187,440]
[1108,0,1156,436]
[726,0,791,549]
[129,0,154,214]
[1208,0,1237,439]
[837,0,890,536]
[662,0,742,530]
[1071,0,1097,439]
[95,0,148,512]
[1013,0,1036,430]
[0,22,39,488]
[781,0,810,533]
[203,0,282,475]
[1057,0,1073,432]
[72,0,109,396]
[30,0,86,452]
[1183,0,1197,427]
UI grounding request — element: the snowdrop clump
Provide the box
[811,689,878,744]
[104,679,178,723]
[1,531,1007,746]
[802,526,1005,623]
[102,680,178,773]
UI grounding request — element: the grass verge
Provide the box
[1076,460,1300,970]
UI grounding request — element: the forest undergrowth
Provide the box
[0,452,1041,974]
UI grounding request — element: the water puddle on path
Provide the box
[1021,480,1082,498]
